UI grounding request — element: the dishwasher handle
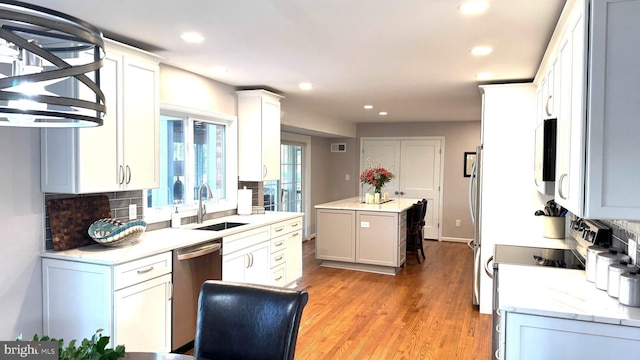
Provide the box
[176,242,221,261]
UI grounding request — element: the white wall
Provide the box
[0,128,44,339]
[282,100,356,138]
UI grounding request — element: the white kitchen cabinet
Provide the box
[222,225,271,285]
[269,216,303,286]
[316,209,356,262]
[503,312,640,359]
[316,205,407,273]
[236,89,284,181]
[42,252,172,352]
[356,211,399,267]
[41,39,159,193]
[539,0,640,219]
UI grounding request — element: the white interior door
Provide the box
[400,139,441,239]
[361,138,442,240]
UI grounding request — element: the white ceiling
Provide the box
[24,0,565,124]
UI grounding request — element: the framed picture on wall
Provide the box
[464,152,476,177]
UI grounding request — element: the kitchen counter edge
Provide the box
[40,212,304,266]
[314,196,419,212]
[499,263,640,328]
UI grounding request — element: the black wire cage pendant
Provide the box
[0,0,106,127]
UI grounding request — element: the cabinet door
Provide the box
[114,273,172,352]
[222,251,248,282]
[42,259,112,342]
[316,209,356,262]
[355,211,398,267]
[261,97,281,181]
[505,312,640,359]
[244,241,271,285]
[285,229,303,284]
[584,0,640,218]
[555,2,586,214]
[121,55,159,190]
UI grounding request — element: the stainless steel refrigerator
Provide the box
[468,145,482,305]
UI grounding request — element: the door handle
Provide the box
[558,174,568,199]
[119,165,125,185]
[485,256,494,279]
[126,165,132,184]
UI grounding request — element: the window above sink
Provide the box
[144,105,238,224]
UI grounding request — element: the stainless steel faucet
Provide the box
[197,182,213,223]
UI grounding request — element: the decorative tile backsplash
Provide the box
[600,219,640,267]
[44,190,144,250]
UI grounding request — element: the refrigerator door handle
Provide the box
[485,255,494,279]
[468,158,477,224]
[467,239,474,251]
[473,246,481,305]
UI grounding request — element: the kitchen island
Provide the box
[315,197,418,275]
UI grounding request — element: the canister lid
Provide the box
[620,271,640,283]
[609,261,634,273]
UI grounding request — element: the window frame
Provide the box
[144,103,238,223]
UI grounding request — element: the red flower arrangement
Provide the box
[360,165,394,193]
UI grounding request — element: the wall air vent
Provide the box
[331,143,346,153]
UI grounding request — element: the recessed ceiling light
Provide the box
[364,105,373,110]
[470,46,493,56]
[181,32,205,43]
[379,112,388,116]
[298,82,313,90]
[457,1,489,15]
[475,72,494,80]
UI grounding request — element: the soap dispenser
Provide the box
[171,207,181,228]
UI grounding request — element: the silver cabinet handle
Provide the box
[558,173,568,200]
[245,254,251,269]
[291,223,299,227]
[249,253,254,267]
[545,95,553,116]
[275,255,283,261]
[119,165,125,184]
[126,165,132,184]
[137,266,153,274]
[274,227,284,233]
[263,165,267,179]
[275,275,283,281]
[275,241,284,247]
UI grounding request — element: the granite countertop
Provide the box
[499,263,640,327]
[314,196,419,212]
[41,212,303,266]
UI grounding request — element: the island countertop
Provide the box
[314,196,419,213]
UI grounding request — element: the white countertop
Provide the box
[41,212,303,266]
[314,196,419,212]
[495,235,571,249]
[499,263,640,327]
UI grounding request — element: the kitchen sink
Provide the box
[196,222,248,231]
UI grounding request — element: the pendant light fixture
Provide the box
[0,0,106,127]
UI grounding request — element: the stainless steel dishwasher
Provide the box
[172,239,222,352]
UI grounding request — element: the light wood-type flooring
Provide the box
[294,239,492,360]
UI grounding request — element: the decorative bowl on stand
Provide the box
[88,218,147,247]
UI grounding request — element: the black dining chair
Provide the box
[406,201,426,263]
[194,280,309,360]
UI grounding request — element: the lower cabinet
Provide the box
[222,240,271,285]
[503,312,640,359]
[316,209,356,262]
[42,252,172,352]
[316,209,406,268]
[356,211,399,267]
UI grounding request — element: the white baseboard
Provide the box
[440,236,472,243]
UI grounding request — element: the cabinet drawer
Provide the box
[114,252,172,290]
[223,225,270,255]
[271,264,286,286]
[271,249,286,268]
[271,234,287,253]
[399,241,407,266]
[271,217,302,236]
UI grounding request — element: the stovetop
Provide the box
[494,245,585,270]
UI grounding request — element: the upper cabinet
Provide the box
[536,0,640,219]
[236,90,284,182]
[41,39,160,194]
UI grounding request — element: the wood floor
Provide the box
[293,239,492,360]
